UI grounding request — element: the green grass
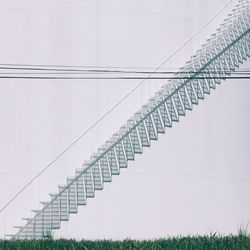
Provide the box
[0,234,250,250]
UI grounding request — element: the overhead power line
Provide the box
[0,62,241,70]
[0,68,250,75]
[0,76,249,80]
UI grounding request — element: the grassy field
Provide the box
[0,234,249,250]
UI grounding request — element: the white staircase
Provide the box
[11,0,250,239]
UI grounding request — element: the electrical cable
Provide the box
[0,76,249,80]
[0,69,249,75]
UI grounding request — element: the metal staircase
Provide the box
[12,0,250,239]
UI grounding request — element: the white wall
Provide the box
[0,0,249,239]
